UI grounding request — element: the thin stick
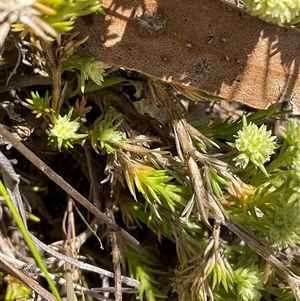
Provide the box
[106,201,122,301]
[0,256,57,301]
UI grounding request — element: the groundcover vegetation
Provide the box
[0,1,300,301]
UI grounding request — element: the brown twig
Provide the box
[106,201,122,301]
[40,40,63,112]
[0,256,57,301]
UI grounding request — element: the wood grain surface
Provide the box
[75,0,300,111]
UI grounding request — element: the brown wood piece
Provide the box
[74,0,300,111]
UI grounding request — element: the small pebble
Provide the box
[206,35,214,44]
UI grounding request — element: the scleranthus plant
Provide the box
[63,55,111,93]
[90,107,126,153]
[233,265,263,301]
[121,158,190,215]
[228,115,278,177]
[227,118,300,250]
[244,0,300,24]
[48,109,88,150]
[122,246,167,301]
[243,121,300,249]
[25,90,54,118]
[5,276,32,301]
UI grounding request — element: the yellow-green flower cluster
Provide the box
[229,116,278,177]
[90,108,126,153]
[244,0,300,24]
[234,265,263,301]
[25,90,54,118]
[63,55,110,93]
[5,275,31,301]
[48,109,88,150]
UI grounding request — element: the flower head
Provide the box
[25,90,54,118]
[234,265,263,301]
[82,59,110,86]
[244,0,300,24]
[5,275,32,301]
[48,109,88,151]
[63,55,110,93]
[90,107,126,153]
[228,116,278,176]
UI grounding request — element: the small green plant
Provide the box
[233,265,263,301]
[123,247,167,301]
[232,119,300,249]
[25,91,54,118]
[228,115,278,177]
[122,159,190,214]
[48,109,88,150]
[2,1,300,301]
[90,107,126,153]
[4,276,32,301]
[63,55,111,93]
